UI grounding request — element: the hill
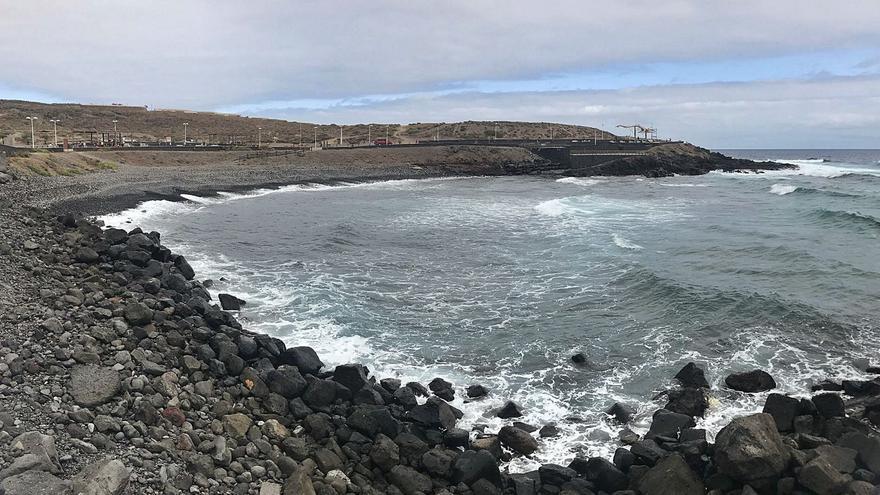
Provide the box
[0,100,614,147]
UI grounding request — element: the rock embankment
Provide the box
[570,143,794,178]
[1,202,880,494]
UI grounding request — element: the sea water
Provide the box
[101,149,880,472]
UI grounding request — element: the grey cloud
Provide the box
[2,1,880,107]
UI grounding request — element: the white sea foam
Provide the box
[556,177,600,186]
[710,160,880,179]
[657,183,708,188]
[612,233,643,250]
[770,184,798,195]
[534,199,569,217]
[98,177,473,229]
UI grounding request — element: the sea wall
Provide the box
[0,204,879,495]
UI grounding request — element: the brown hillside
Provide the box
[0,100,613,147]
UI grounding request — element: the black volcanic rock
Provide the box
[675,362,709,389]
[725,369,776,393]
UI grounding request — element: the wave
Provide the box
[98,177,472,229]
[710,160,880,179]
[769,184,797,195]
[556,177,600,186]
[813,209,880,232]
[612,233,643,250]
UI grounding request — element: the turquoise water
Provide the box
[102,150,880,471]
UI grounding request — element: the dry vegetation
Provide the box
[7,152,118,177]
[0,100,613,147]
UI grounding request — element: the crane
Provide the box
[616,124,643,139]
[639,126,656,140]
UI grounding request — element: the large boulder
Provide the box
[450,450,501,486]
[674,362,709,388]
[408,397,457,430]
[333,363,369,392]
[69,366,121,407]
[836,431,880,474]
[498,426,538,456]
[388,465,432,495]
[646,408,695,440]
[713,413,789,483]
[797,457,848,494]
[279,346,324,375]
[725,370,776,392]
[495,400,524,419]
[812,393,846,418]
[0,470,72,495]
[665,387,708,417]
[635,454,704,495]
[72,458,130,495]
[369,434,400,471]
[123,302,153,326]
[267,366,308,399]
[218,293,245,311]
[762,393,800,431]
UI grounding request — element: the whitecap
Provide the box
[556,177,599,186]
[534,199,569,217]
[769,184,798,195]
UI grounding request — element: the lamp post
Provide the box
[385,125,389,144]
[314,126,318,150]
[258,127,262,148]
[183,123,189,145]
[494,122,498,140]
[339,126,343,147]
[25,117,38,149]
[49,119,60,146]
[112,119,119,145]
[368,124,372,146]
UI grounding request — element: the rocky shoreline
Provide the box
[1,171,879,494]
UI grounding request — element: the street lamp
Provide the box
[258,127,262,148]
[494,122,498,140]
[112,119,119,146]
[368,124,372,145]
[25,117,38,149]
[49,119,61,146]
[183,123,189,145]
[314,126,318,150]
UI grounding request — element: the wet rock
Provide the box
[444,428,469,448]
[422,448,456,477]
[813,392,846,418]
[539,424,559,438]
[429,377,455,401]
[409,397,457,429]
[380,377,401,392]
[578,457,628,492]
[763,393,800,431]
[631,439,669,466]
[813,445,858,473]
[472,435,503,460]
[725,369,776,393]
[606,402,635,423]
[467,384,489,398]
[495,400,523,419]
[665,387,708,417]
[69,365,121,407]
[635,454,704,495]
[538,463,577,486]
[0,470,72,495]
[498,425,538,456]
[218,293,245,310]
[674,362,709,389]
[174,255,196,280]
[714,413,789,483]
[72,458,130,495]
[646,408,695,440]
[332,363,369,392]
[571,352,587,364]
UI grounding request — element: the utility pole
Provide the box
[550,126,554,140]
[298,123,302,147]
[339,126,343,147]
[49,119,60,146]
[593,128,596,145]
[314,126,318,150]
[494,122,498,140]
[368,124,372,145]
[385,125,388,143]
[183,123,189,145]
[25,117,37,149]
[112,119,119,145]
[258,127,262,148]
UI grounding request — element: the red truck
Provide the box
[372,138,392,146]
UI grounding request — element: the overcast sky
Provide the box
[2,1,879,148]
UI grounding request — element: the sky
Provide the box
[1,1,879,148]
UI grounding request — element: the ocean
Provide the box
[101,149,880,472]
